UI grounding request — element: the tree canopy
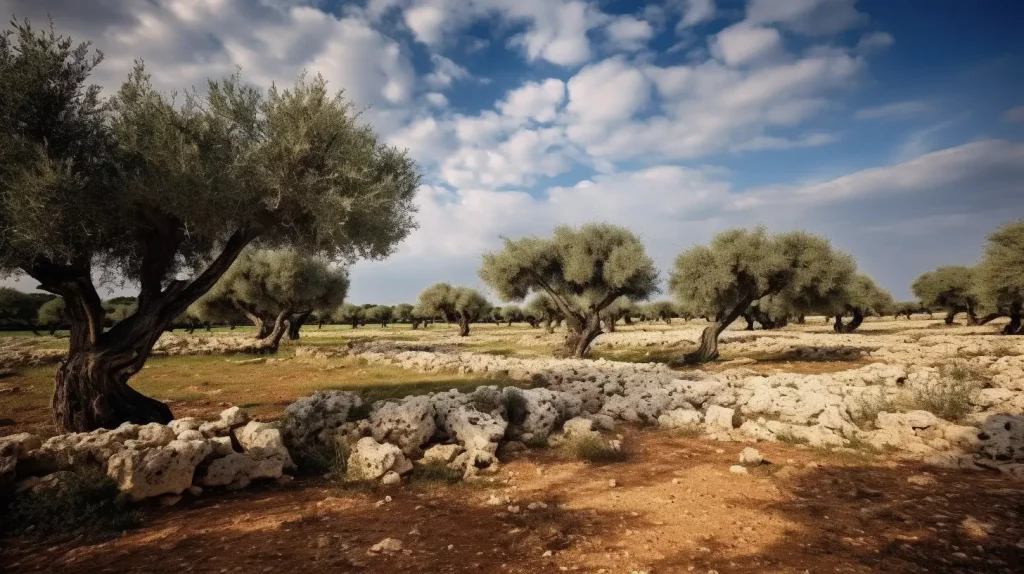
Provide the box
[975,220,1024,334]
[670,227,854,362]
[911,265,979,324]
[833,274,895,333]
[416,283,490,336]
[364,304,394,327]
[194,249,349,347]
[0,20,420,432]
[480,223,658,356]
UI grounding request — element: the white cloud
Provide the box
[497,79,566,123]
[1003,105,1024,123]
[425,92,449,107]
[856,31,894,54]
[677,0,716,29]
[424,54,472,89]
[746,0,867,36]
[894,120,957,161]
[404,2,448,46]
[566,57,651,124]
[711,23,784,67]
[855,100,932,120]
[605,16,655,51]
[440,126,571,188]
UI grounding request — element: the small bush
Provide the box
[409,461,462,484]
[909,378,977,422]
[347,402,374,422]
[294,438,350,478]
[566,435,627,463]
[502,388,528,426]
[1,467,141,537]
[939,360,986,385]
[522,434,550,449]
[851,389,899,428]
[774,430,810,446]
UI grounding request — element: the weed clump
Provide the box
[293,438,351,478]
[409,461,463,484]
[1,467,141,537]
[565,435,627,463]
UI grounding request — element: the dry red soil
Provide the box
[3,429,1023,574]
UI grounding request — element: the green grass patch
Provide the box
[565,434,628,463]
[409,461,463,485]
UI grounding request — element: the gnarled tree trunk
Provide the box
[682,294,754,364]
[1004,303,1022,335]
[944,310,956,325]
[287,310,312,340]
[604,315,617,333]
[833,314,844,332]
[458,318,471,337]
[840,308,864,333]
[564,313,602,358]
[743,312,755,331]
[253,310,290,353]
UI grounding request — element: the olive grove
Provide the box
[416,283,490,336]
[0,22,420,432]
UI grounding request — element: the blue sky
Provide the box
[2,0,1023,303]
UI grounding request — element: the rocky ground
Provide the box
[2,317,1023,573]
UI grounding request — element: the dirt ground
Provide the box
[3,428,1022,574]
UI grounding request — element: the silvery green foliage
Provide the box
[479,223,658,322]
[500,305,522,322]
[416,283,490,323]
[975,220,1024,314]
[333,302,364,324]
[842,274,895,316]
[911,266,979,316]
[36,297,66,327]
[364,305,394,324]
[193,248,349,322]
[524,293,562,323]
[392,303,415,322]
[670,227,855,321]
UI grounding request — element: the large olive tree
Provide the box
[670,227,854,363]
[480,223,658,357]
[0,22,419,432]
[976,220,1024,335]
[192,249,349,349]
[832,274,894,333]
[416,283,490,336]
[911,266,979,325]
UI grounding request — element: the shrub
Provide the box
[566,435,627,463]
[409,461,463,484]
[672,423,703,438]
[522,434,550,449]
[502,388,528,426]
[910,379,977,422]
[1,467,141,536]
[293,438,350,478]
[774,430,810,445]
[851,389,900,428]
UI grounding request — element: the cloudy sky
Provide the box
[2,0,1023,303]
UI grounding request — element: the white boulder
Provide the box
[346,437,413,481]
[107,439,213,501]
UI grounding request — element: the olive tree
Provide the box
[364,305,393,327]
[193,249,349,348]
[392,303,414,324]
[499,305,522,326]
[601,297,634,332]
[911,266,979,325]
[670,227,854,363]
[0,22,419,432]
[976,220,1024,334]
[36,297,67,334]
[0,287,39,331]
[416,283,490,336]
[480,223,658,357]
[334,303,364,329]
[894,300,928,319]
[832,274,894,333]
[524,293,561,332]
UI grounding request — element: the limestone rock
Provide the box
[658,408,703,429]
[107,439,213,501]
[347,437,413,481]
[371,396,436,457]
[219,406,250,427]
[421,444,465,465]
[705,405,739,431]
[282,390,363,449]
[739,447,763,465]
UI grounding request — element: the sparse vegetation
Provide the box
[409,461,463,484]
[565,434,628,463]
[909,379,978,422]
[0,467,141,537]
[293,438,351,478]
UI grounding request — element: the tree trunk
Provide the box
[797,315,805,324]
[605,315,617,333]
[1004,303,1022,335]
[458,318,471,337]
[682,295,754,364]
[977,312,1002,326]
[288,310,312,340]
[841,308,864,333]
[564,313,602,358]
[254,311,290,353]
[743,312,755,331]
[624,315,633,325]
[944,310,956,325]
[411,319,421,330]
[833,314,844,333]
[350,318,359,329]
[544,318,554,334]
[53,349,174,433]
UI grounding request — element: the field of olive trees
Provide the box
[2,18,1024,574]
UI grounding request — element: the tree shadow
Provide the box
[647,454,1024,573]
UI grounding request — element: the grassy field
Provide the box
[0,348,520,437]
